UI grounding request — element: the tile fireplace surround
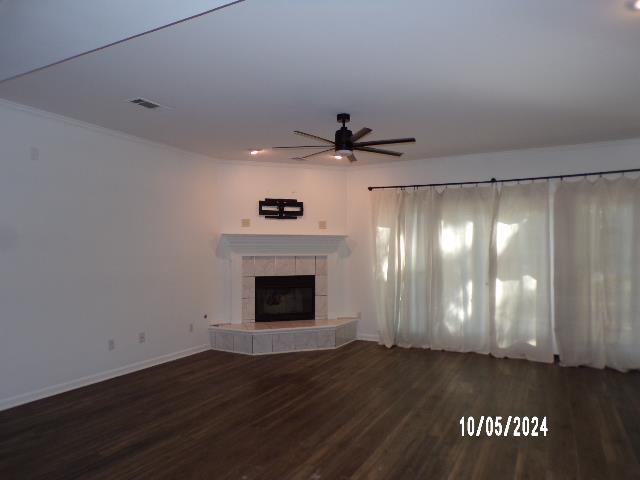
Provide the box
[241,255,327,322]
[212,234,356,355]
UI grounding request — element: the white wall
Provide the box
[345,139,640,339]
[0,102,224,408]
[0,101,348,409]
[208,161,348,323]
[211,161,346,236]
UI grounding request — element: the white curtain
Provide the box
[372,189,410,347]
[491,183,553,363]
[431,186,496,354]
[554,177,640,371]
[372,182,553,362]
[372,189,432,348]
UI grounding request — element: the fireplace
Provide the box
[255,275,315,322]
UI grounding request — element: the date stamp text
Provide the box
[459,416,548,437]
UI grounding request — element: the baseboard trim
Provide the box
[357,333,380,342]
[0,344,210,411]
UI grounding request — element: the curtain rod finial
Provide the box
[490,178,497,183]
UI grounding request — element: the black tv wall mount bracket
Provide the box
[258,198,304,219]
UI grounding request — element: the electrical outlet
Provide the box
[189,323,194,332]
[241,218,250,228]
[318,220,327,230]
[138,332,146,344]
[29,146,39,161]
[108,339,115,351]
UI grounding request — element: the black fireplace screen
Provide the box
[255,275,315,322]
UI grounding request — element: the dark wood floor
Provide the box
[2,342,640,479]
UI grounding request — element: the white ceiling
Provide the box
[0,0,239,81]
[1,0,640,166]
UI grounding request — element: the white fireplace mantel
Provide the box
[217,233,350,258]
[215,233,351,324]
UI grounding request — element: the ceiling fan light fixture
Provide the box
[273,113,415,163]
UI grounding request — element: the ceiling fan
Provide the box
[273,113,416,162]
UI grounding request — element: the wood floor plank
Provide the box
[1,342,640,479]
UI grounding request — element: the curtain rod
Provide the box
[367,167,640,191]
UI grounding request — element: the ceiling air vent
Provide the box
[129,98,161,109]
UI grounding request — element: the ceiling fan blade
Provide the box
[292,148,334,160]
[354,146,403,157]
[294,130,334,144]
[347,153,358,162]
[273,145,333,149]
[350,128,372,142]
[353,137,416,147]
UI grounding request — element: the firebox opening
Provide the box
[255,275,315,322]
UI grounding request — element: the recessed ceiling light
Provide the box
[634,0,640,10]
[250,150,261,155]
[334,155,343,160]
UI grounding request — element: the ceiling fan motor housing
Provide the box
[335,126,353,154]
